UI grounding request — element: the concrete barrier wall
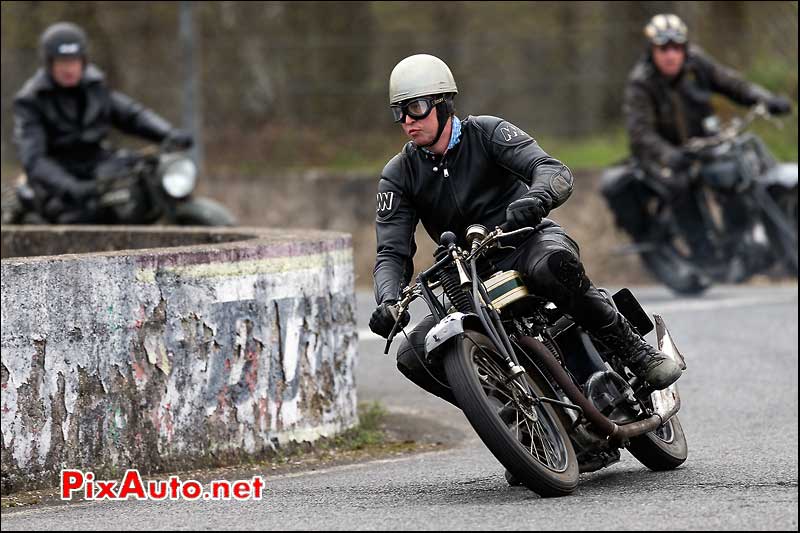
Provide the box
[1,226,358,493]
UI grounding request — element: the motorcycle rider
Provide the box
[12,21,193,223]
[369,54,682,408]
[623,13,793,263]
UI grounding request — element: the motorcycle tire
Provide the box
[173,197,237,226]
[443,331,579,497]
[626,414,688,471]
[639,248,711,296]
[768,185,798,277]
[1,184,23,225]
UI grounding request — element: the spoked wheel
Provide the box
[639,246,711,296]
[766,185,798,276]
[1,184,23,225]
[626,412,688,471]
[173,197,237,226]
[444,332,578,497]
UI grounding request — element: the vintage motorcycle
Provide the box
[601,104,797,295]
[383,224,688,497]
[2,142,235,226]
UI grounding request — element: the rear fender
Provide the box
[761,163,798,188]
[650,314,686,424]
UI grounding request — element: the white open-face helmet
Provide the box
[644,14,688,46]
[389,54,458,105]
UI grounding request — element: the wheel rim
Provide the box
[778,191,798,228]
[653,418,675,444]
[468,340,570,473]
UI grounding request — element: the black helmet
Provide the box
[644,14,688,46]
[39,22,88,64]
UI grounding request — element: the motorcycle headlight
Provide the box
[161,157,197,199]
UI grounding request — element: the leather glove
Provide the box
[369,301,410,339]
[660,150,696,194]
[505,195,546,231]
[164,129,194,150]
[64,179,97,202]
[766,95,792,116]
[666,149,695,173]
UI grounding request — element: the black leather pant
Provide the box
[33,152,110,223]
[671,187,715,261]
[396,222,617,405]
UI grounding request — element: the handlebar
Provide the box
[381,223,537,352]
[685,103,776,153]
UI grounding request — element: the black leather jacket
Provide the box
[13,64,173,196]
[623,44,775,173]
[374,115,574,304]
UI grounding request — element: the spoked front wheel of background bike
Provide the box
[640,247,711,296]
[443,331,579,497]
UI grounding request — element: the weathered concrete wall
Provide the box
[0,226,358,493]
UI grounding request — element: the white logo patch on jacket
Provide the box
[376,190,403,221]
[493,121,531,146]
[376,191,394,212]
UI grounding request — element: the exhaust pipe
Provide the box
[518,334,681,443]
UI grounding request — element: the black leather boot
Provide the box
[593,313,682,390]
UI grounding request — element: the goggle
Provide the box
[651,31,687,47]
[654,41,686,53]
[390,96,445,123]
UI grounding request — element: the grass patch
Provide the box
[537,114,797,171]
[751,116,798,162]
[326,401,387,450]
[538,129,630,170]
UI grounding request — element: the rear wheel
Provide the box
[766,185,798,277]
[626,414,688,471]
[443,332,579,497]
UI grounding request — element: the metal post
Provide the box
[180,1,203,171]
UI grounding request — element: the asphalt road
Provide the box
[2,284,797,530]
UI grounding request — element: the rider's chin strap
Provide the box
[419,102,452,148]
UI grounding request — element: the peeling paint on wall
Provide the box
[1,228,358,493]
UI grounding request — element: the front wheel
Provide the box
[1,184,25,224]
[626,414,688,471]
[639,247,711,296]
[173,197,237,226]
[443,332,579,497]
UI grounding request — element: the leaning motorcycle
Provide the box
[601,104,797,295]
[2,142,236,226]
[383,224,688,497]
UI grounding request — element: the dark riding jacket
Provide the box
[374,115,574,304]
[13,64,173,196]
[623,44,775,173]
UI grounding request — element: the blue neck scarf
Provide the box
[422,116,461,154]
